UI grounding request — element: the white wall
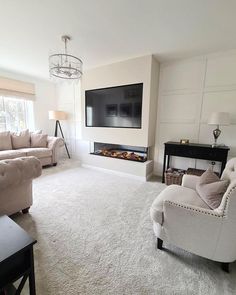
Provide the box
[0,69,57,135]
[56,82,88,160]
[81,55,159,147]
[154,50,236,175]
[55,56,160,178]
[55,49,236,178]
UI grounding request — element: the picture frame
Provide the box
[120,103,132,117]
[180,139,189,144]
[106,104,118,117]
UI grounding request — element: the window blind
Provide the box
[0,76,35,100]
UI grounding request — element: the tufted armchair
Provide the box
[0,156,42,216]
[150,158,236,272]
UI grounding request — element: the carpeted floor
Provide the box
[13,160,236,295]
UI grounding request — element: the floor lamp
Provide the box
[49,110,71,158]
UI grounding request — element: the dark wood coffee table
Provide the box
[0,215,37,294]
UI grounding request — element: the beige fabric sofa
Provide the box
[150,158,236,272]
[0,156,42,216]
[0,130,64,166]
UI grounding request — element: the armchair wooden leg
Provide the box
[22,207,30,214]
[157,238,163,250]
[221,262,229,273]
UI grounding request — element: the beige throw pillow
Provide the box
[11,129,31,149]
[31,133,48,148]
[196,168,229,209]
[0,131,12,150]
[30,130,42,135]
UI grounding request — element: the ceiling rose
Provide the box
[49,35,83,80]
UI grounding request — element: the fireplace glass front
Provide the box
[90,142,148,162]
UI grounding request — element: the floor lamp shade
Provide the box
[49,110,67,120]
[48,110,70,158]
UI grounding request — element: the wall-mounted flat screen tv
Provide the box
[85,83,143,128]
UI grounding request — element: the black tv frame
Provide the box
[85,83,143,129]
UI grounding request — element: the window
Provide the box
[0,96,34,132]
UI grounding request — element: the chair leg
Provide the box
[22,207,30,214]
[221,262,229,273]
[157,238,163,250]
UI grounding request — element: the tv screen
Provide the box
[85,83,143,128]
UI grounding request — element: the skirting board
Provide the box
[82,164,153,182]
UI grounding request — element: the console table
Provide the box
[0,216,37,294]
[162,141,230,183]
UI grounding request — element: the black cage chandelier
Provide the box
[49,35,83,80]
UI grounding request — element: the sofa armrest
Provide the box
[0,156,42,190]
[47,136,64,150]
[47,136,64,164]
[163,200,223,256]
[181,174,200,190]
[164,200,223,218]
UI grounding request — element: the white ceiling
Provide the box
[1,0,236,79]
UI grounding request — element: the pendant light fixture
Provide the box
[49,35,83,80]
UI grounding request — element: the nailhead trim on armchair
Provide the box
[165,200,224,218]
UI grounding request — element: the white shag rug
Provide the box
[13,160,236,295]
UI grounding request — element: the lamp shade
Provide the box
[208,112,230,125]
[49,110,67,120]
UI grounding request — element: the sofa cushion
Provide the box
[20,148,52,158]
[0,150,26,160]
[31,133,48,148]
[11,129,30,149]
[150,185,210,224]
[30,130,42,135]
[196,169,229,209]
[0,131,12,151]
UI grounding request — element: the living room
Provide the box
[0,1,236,294]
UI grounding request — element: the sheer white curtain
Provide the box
[0,96,34,132]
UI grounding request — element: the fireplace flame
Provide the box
[99,149,146,162]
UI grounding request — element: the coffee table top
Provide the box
[0,215,36,264]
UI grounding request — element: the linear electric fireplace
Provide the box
[90,142,148,163]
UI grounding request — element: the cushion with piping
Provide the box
[196,168,229,209]
[31,133,48,148]
[11,129,30,149]
[0,131,12,150]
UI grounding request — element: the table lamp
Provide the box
[208,112,230,147]
[49,110,70,158]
